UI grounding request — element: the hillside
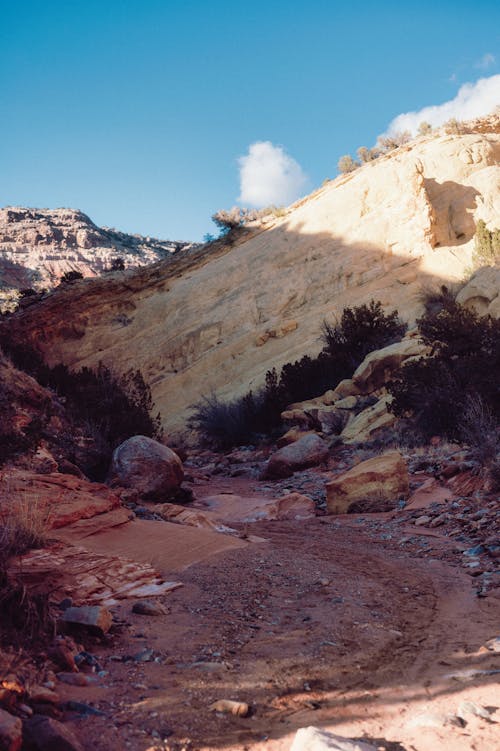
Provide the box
[3,118,500,434]
[0,206,197,310]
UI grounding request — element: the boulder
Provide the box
[290,726,377,751]
[274,493,316,520]
[264,434,328,479]
[330,379,361,400]
[340,395,396,444]
[0,708,22,751]
[22,716,84,751]
[59,605,112,634]
[456,266,500,317]
[305,406,347,435]
[334,395,357,410]
[326,450,409,514]
[352,338,429,393]
[110,435,183,500]
[280,409,311,429]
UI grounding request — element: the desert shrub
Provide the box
[388,299,500,440]
[443,118,466,135]
[321,301,407,365]
[417,121,433,136]
[0,503,53,646]
[472,219,500,268]
[377,130,411,153]
[0,338,162,479]
[338,154,360,174]
[107,257,125,272]
[0,378,45,465]
[193,301,406,448]
[417,284,457,316]
[59,270,84,283]
[357,146,379,163]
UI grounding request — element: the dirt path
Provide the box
[61,514,500,751]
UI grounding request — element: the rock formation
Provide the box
[0,206,197,309]
[3,119,500,434]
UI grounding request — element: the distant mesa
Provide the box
[0,206,198,311]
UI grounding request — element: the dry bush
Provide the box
[0,499,54,646]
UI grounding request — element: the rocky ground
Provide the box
[1,441,499,751]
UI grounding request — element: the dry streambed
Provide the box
[55,517,500,751]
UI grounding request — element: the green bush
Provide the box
[472,219,500,268]
[388,299,500,439]
[192,301,406,448]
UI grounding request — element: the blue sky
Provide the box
[1,0,499,240]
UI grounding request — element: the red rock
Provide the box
[22,715,84,751]
[0,708,22,751]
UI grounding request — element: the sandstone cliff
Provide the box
[4,120,500,433]
[0,207,196,309]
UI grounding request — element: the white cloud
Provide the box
[238,141,307,208]
[385,74,500,135]
[475,52,496,70]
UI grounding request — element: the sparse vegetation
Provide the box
[388,298,500,441]
[0,338,162,478]
[417,121,433,136]
[472,219,500,268]
[337,154,360,174]
[59,270,84,283]
[443,118,467,135]
[0,501,53,646]
[357,146,379,163]
[192,301,406,448]
[376,130,412,152]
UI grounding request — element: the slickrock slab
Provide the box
[13,542,183,606]
[0,471,121,529]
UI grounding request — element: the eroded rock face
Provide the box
[264,434,329,479]
[0,207,196,305]
[109,435,184,499]
[5,125,500,433]
[326,450,409,514]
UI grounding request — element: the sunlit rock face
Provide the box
[4,119,500,433]
[0,206,195,298]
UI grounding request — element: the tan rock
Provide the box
[277,428,316,447]
[264,434,329,479]
[326,450,409,514]
[331,379,361,401]
[280,409,311,428]
[352,338,429,394]
[456,266,500,317]
[340,395,396,444]
[334,395,358,409]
